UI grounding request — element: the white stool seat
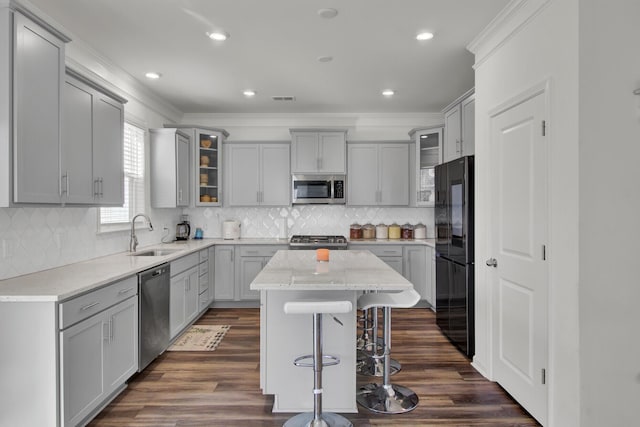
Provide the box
[285,300,352,315]
[357,288,420,311]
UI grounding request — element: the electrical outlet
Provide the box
[2,239,13,259]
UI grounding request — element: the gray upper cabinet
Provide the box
[347,142,409,206]
[408,126,443,207]
[150,128,191,208]
[290,129,347,174]
[225,142,290,206]
[0,8,70,206]
[61,70,126,205]
[443,88,475,163]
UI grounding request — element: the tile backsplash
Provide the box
[0,207,179,281]
[184,205,434,240]
[0,205,433,281]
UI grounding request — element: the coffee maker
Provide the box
[176,214,191,240]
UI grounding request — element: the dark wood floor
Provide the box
[90,307,539,426]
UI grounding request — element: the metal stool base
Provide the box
[356,350,401,377]
[356,383,419,414]
[283,411,353,427]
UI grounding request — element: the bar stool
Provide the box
[356,301,401,377]
[283,299,354,427]
[356,288,421,414]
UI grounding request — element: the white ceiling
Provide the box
[27,0,509,114]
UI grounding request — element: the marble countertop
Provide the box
[250,250,414,291]
[0,237,429,302]
[0,238,288,303]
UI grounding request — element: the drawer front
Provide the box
[59,276,138,329]
[239,245,287,257]
[199,260,209,277]
[171,252,200,277]
[199,288,210,311]
[198,272,209,293]
[355,245,403,257]
[199,249,209,262]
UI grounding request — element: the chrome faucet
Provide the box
[130,214,153,252]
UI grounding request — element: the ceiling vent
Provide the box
[272,96,296,101]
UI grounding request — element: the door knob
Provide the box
[485,258,498,267]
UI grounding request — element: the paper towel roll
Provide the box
[279,218,288,239]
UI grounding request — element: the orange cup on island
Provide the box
[316,248,330,262]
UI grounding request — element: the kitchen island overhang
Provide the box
[250,249,414,413]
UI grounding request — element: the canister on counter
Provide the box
[362,223,376,239]
[388,223,401,239]
[401,223,414,239]
[375,223,388,239]
[414,223,426,239]
[350,223,362,240]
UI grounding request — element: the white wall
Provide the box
[470,0,580,425]
[579,1,640,425]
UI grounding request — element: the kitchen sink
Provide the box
[130,249,181,257]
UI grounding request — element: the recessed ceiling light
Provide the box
[382,89,395,97]
[416,32,434,41]
[317,56,333,63]
[318,8,338,19]
[208,31,229,41]
[145,72,161,79]
[243,90,256,97]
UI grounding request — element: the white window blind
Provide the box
[99,122,145,228]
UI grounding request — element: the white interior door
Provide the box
[489,90,548,425]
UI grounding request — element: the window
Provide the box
[99,121,146,232]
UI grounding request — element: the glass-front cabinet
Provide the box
[409,126,443,207]
[165,125,229,206]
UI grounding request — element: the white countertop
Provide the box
[0,238,288,303]
[250,250,414,291]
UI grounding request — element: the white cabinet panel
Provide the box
[348,143,408,206]
[92,95,124,205]
[150,128,191,208]
[214,246,235,300]
[226,143,290,206]
[170,266,199,339]
[443,89,474,162]
[238,257,264,300]
[403,246,427,302]
[444,104,461,163]
[461,95,475,156]
[290,130,346,174]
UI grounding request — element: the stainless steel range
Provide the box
[289,235,348,250]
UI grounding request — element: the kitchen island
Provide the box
[250,249,413,413]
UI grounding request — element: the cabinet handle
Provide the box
[80,301,100,311]
[109,318,114,342]
[103,321,110,341]
[118,287,134,295]
[99,178,104,197]
[93,179,100,197]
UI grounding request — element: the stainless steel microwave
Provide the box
[292,174,346,205]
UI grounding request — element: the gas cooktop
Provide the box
[289,235,348,249]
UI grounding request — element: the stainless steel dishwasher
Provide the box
[138,263,170,372]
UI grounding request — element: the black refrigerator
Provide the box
[435,155,474,358]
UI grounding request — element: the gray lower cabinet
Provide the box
[169,261,199,339]
[237,246,286,300]
[403,246,429,304]
[59,276,138,426]
[214,245,236,300]
[214,245,286,302]
[354,245,404,274]
[197,249,211,312]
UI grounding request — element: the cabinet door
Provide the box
[347,144,378,205]
[291,133,319,173]
[170,271,187,338]
[104,296,138,394]
[461,95,475,157]
[61,77,95,203]
[176,132,190,206]
[185,268,200,323]
[226,144,260,206]
[93,95,124,205]
[238,257,264,300]
[379,144,409,206]
[318,132,346,173]
[60,312,105,426]
[443,104,461,163]
[403,246,427,301]
[378,256,403,275]
[13,12,65,203]
[261,144,290,206]
[214,246,235,300]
